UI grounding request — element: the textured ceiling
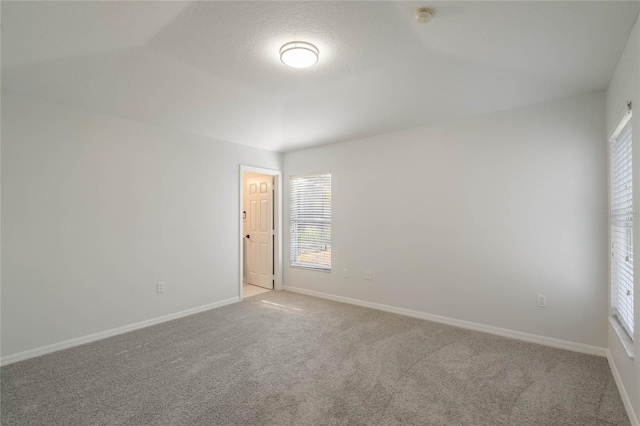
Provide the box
[2,1,639,152]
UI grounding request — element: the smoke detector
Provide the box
[415,7,434,24]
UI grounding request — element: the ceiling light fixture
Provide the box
[415,7,435,24]
[280,41,319,68]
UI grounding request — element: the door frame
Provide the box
[239,165,282,300]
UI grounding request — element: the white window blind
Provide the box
[290,173,331,271]
[610,108,633,339]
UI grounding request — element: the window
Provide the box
[290,173,331,271]
[610,104,633,340]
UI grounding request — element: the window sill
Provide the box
[610,316,635,359]
[289,264,332,273]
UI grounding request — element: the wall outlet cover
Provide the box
[537,294,547,308]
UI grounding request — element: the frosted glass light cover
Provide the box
[280,42,319,68]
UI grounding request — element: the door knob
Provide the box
[245,234,250,239]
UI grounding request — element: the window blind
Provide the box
[290,173,331,271]
[610,110,633,339]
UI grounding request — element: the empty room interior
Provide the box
[2,1,640,425]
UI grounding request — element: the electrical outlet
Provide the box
[537,294,547,308]
[343,269,349,278]
[157,282,165,293]
[365,271,372,281]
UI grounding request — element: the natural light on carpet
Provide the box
[261,300,303,311]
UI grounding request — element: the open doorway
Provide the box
[239,166,282,300]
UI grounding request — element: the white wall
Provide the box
[606,14,640,423]
[284,92,608,349]
[1,91,282,358]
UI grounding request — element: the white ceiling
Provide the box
[2,1,639,152]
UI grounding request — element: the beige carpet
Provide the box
[1,291,631,425]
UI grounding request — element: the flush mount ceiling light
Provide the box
[415,7,435,24]
[280,41,319,68]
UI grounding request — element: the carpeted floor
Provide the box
[1,291,631,425]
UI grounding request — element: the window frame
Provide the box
[289,172,332,272]
[609,104,634,343]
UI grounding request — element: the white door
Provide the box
[246,176,273,289]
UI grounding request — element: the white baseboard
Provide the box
[607,350,640,426]
[1,297,240,367]
[283,286,608,357]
